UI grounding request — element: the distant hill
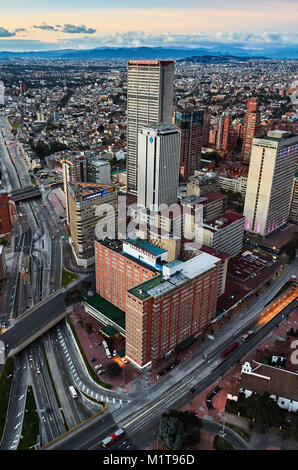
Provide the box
[0,46,297,60]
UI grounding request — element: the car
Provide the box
[36,368,40,374]
[95,364,103,370]
[189,388,196,394]
[121,358,128,364]
[113,350,117,357]
[90,357,96,362]
[98,369,105,375]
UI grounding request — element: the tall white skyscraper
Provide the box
[244,130,298,237]
[137,124,180,210]
[127,60,175,190]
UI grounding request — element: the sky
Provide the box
[0,0,297,51]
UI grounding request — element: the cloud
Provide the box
[61,24,97,34]
[14,28,26,33]
[0,27,16,38]
[34,23,59,32]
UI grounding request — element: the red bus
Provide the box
[100,428,125,447]
[220,341,239,359]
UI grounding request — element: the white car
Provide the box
[95,364,102,370]
[113,350,117,357]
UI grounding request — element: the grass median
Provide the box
[17,386,39,450]
[0,357,15,443]
[66,315,112,390]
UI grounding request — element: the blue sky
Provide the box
[0,1,297,51]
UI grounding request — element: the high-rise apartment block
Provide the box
[244,131,298,237]
[216,113,230,151]
[127,60,175,190]
[67,182,117,267]
[175,108,204,181]
[137,124,180,209]
[241,98,261,164]
[63,153,87,223]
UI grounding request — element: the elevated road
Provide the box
[0,273,94,362]
[10,185,41,202]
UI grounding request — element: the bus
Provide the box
[220,341,239,359]
[69,385,78,399]
[241,330,254,342]
[100,429,125,447]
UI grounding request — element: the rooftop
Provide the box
[128,251,220,301]
[203,211,244,232]
[124,238,167,257]
[68,182,116,201]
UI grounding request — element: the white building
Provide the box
[244,130,298,237]
[137,124,180,210]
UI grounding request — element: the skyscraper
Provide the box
[243,130,298,237]
[241,98,261,164]
[175,107,204,181]
[126,60,175,190]
[63,153,87,224]
[137,124,180,209]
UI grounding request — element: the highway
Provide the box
[42,297,298,450]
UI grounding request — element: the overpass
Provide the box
[10,185,41,202]
[0,272,94,363]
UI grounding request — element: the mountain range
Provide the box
[0,46,297,60]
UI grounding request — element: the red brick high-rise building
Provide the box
[241,98,261,164]
[0,194,11,236]
[90,238,221,369]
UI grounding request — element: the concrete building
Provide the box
[187,171,220,197]
[216,113,230,151]
[137,124,180,209]
[67,182,117,267]
[243,130,298,238]
[175,108,204,181]
[86,157,111,185]
[218,175,247,196]
[200,211,245,257]
[241,98,261,164]
[126,60,175,190]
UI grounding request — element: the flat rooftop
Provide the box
[84,294,126,331]
[203,211,244,232]
[124,238,167,257]
[128,251,221,301]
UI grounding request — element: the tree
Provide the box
[105,362,121,378]
[244,392,282,431]
[159,410,201,450]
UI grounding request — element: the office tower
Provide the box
[241,98,261,164]
[289,174,298,224]
[175,108,204,181]
[216,114,230,150]
[88,238,221,369]
[127,60,175,190]
[137,124,180,209]
[243,130,298,237]
[67,182,117,267]
[202,111,210,148]
[63,153,87,224]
